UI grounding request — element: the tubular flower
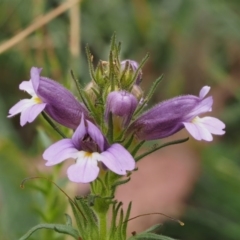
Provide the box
[105,91,138,127]
[8,67,89,128]
[43,115,135,183]
[128,86,225,141]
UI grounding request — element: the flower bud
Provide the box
[105,91,138,127]
[121,60,143,86]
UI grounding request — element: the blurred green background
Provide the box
[0,0,240,239]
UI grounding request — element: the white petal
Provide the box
[8,99,34,117]
[183,122,202,141]
[67,152,100,183]
[19,80,36,96]
[196,116,225,135]
[199,86,210,99]
[20,102,46,126]
[183,121,213,141]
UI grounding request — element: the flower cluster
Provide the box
[8,59,225,184]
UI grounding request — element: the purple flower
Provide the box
[121,60,142,85]
[105,91,138,127]
[128,86,225,141]
[43,115,135,183]
[8,67,89,128]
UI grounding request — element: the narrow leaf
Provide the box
[144,224,162,233]
[131,140,145,157]
[135,138,189,162]
[128,232,177,240]
[19,223,79,240]
[134,75,163,116]
[85,45,97,83]
[121,202,132,237]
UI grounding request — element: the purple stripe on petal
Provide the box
[67,155,99,183]
[43,139,78,166]
[100,143,135,175]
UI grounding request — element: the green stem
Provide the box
[41,112,66,138]
[135,137,189,162]
[99,212,108,240]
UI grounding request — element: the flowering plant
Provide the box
[9,35,225,240]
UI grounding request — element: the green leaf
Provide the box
[143,224,162,233]
[134,75,163,117]
[109,202,123,239]
[18,223,80,240]
[69,200,85,236]
[64,213,73,226]
[121,202,132,238]
[128,232,177,240]
[74,197,99,239]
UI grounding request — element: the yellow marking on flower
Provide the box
[84,152,93,157]
[191,116,200,123]
[32,96,42,104]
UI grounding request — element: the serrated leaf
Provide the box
[18,223,79,240]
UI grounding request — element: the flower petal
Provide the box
[67,152,100,183]
[186,96,213,120]
[20,102,46,126]
[199,86,210,99]
[8,99,33,118]
[99,143,135,175]
[30,67,42,92]
[72,114,87,148]
[86,120,104,152]
[19,80,36,96]
[43,139,78,166]
[183,121,213,141]
[195,116,225,135]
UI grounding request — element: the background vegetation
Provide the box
[0,0,240,239]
